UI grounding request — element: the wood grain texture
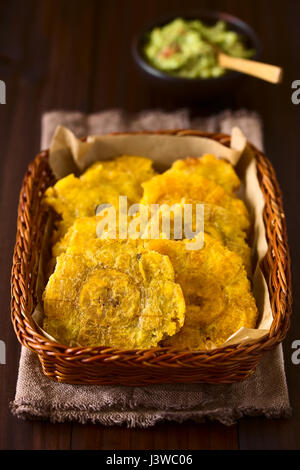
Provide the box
[0,0,299,450]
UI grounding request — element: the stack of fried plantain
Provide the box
[43,154,258,350]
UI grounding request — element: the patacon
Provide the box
[95,195,204,250]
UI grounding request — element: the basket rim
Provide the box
[11,129,292,364]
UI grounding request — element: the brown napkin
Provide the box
[11,109,291,427]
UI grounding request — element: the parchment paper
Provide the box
[37,124,273,349]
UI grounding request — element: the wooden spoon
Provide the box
[216,49,283,84]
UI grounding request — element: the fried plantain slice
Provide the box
[52,215,106,258]
[81,155,155,202]
[202,204,251,276]
[43,239,185,349]
[170,154,240,194]
[142,203,251,275]
[52,211,137,258]
[141,172,250,233]
[160,325,212,351]
[145,235,258,350]
[44,155,156,241]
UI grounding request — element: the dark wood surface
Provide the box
[0,0,299,450]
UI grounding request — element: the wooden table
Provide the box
[0,0,299,450]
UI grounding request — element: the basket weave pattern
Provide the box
[11,131,292,385]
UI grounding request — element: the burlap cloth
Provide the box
[11,109,291,427]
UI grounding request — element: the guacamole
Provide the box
[144,18,255,79]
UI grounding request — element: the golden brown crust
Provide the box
[44,155,156,241]
[141,171,250,233]
[171,154,240,194]
[43,152,255,352]
[145,235,258,350]
[43,239,185,348]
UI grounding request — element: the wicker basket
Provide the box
[11,130,292,385]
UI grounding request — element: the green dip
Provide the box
[144,18,255,79]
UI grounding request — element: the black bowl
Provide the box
[132,10,262,102]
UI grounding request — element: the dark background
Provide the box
[0,0,299,450]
